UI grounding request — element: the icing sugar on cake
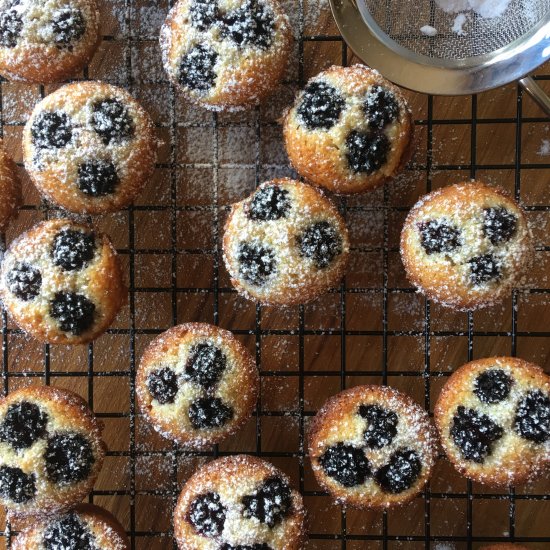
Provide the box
[435,357,550,487]
[173,455,307,549]
[23,81,157,214]
[283,64,415,194]
[12,503,130,549]
[0,0,100,82]
[160,0,293,111]
[0,218,126,344]
[223,178,350,305]
[308,385,437,509]
[400,181,534,311]
[0,386,105,518]
[136,323,259,448]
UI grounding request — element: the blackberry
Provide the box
[77,160,119,197]
[358,404,398,449]
[187,492,226,537]
[364,86,400,129]
[43,512,95,550]
[188,397,233,430]
[0,8,22,47]
[179,44,218,92]
[0,465,35,503]
[450,406,504,463]
[185,343,227,389]
[0,401,48,451]
[221,0,275,49]
[242,476,292,528]
[483,207,517,245]
[31,111,73,150]
[514,390,550,443]
[345,129,390,174]
[247,185,291,222]
[51,8,86,47]
[296,81,345,131]
[49,292,95,335]
[473,369,512,404]
[237,241,276,287]
[374,449,422,494]
[319,442,371,487]
[91,99,135,145]
[469,254,501,285]
[297,221,342,269]
[418,219,462,255]
[5,263,41,301]
[190,0,218,31]
[44,432,95,484]
[51,229,96,271]
[146,367,179,405]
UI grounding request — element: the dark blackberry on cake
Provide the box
[296,81,345,131]
[174,455,307,549]
[401,182,533,310]
[0,0,100,83]
[345,129,390,175]
[435,357,550,486]
[308,385,437,509]
[136,323,259,448]
[0,386,105,518]
[318,442,371,488]
[23,81,157,214]
[0,218,125,345]
[283,64,414,194]
[51,228,96,271]
[31,111,73,149]
[246,184,290,221]
[0,401,48,451]
[223,179,350,305]
[12,503,129,549]
[237,242,277,287]
[160,0,292,110]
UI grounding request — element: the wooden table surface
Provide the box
[1,1,549,548]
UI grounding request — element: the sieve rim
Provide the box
[329,0,550,95]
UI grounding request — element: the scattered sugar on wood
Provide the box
[0,0,547,544]
[538,139,550,157]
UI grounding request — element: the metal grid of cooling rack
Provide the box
[1,0,550,548]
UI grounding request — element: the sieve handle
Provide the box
[519,76,550,116]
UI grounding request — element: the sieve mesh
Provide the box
[362,0,550,60]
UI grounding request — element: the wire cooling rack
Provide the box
[1,0,550,548]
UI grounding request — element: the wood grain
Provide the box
[0,1,549,548]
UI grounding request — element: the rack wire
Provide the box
[1,0,550,548]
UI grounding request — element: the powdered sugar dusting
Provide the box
[431,0,513,35]
[136,323,259,448]
[435,0,512,17]
[538,139,550,157]
[223,179,349,305]
[160,0,292,111]
[0,386,105,518]
[174,455,306,548]
[401,182,534,310]
[420,25,438,36]
[309,385,437,508]
[435,357,550,486]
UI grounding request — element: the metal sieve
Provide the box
[329,0,550,114]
